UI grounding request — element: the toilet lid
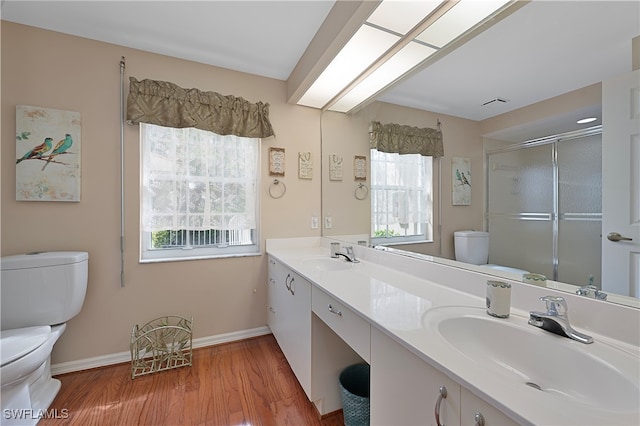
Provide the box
[0,326,51,367]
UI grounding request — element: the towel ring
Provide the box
[268,179,286,199]
[354,182,369,200]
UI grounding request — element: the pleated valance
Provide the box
[370,121,443,157]
[126,77,275,138]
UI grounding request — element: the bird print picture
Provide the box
[16,105,81,201]
[452,156,471,206]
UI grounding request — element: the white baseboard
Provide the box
[51,326,271,376]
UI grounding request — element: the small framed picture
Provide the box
[15,105,82,202]
[329,154,343,181]
[354,155,366,181]
[269,147,285,177]
[298,152,312,179]
[452,156,471,205]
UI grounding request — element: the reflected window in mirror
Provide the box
[371,149,433,245]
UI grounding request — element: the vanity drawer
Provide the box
[312,286,370,363]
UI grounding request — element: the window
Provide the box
[370,149,433,245]
[140,123,260,262]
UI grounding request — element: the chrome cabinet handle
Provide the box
[284,274,295,295]
[328,304,342,316]
[269,278,276,285]
[269,307,275,313]
[434,385,447,426]
[607,232,633,242]
[284,274,291,292]
[474,412,485,426]
[269,258,276,265]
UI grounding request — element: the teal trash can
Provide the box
[339,363,370,426]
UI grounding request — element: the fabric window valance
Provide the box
[126,77,275,139]
[370,121,443,157]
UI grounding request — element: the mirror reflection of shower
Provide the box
[486,127,602,288]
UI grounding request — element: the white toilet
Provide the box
[1,251,88,425]
[453,231,529,275]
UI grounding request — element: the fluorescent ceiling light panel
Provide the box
[415,0,510,48]
[330,41,437,112]
[366,0,442,35]
[297,25,399,108]
[297,0,514,112]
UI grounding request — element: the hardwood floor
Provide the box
[41,334,344,426]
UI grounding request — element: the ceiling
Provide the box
[2,0,639,138]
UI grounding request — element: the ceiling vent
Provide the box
[481,97,509,106]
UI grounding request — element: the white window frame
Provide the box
[370,149,433,246]
[139,124,261,263]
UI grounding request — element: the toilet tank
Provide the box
[1,251,88,330]
[454,231,489,265]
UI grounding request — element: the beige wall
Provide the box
[1,22,322,364]
[320,110,371,237]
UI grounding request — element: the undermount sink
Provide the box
[422,306,640,412]
[300,257,354,272]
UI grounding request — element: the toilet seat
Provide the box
[0,326,51,367]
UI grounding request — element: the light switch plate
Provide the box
[324,216,332,229]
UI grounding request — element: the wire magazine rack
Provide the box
[130,315,193,379]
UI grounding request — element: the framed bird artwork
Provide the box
[452,156,471,206]
[15,105,81,201]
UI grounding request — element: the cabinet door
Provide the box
[370,327,461,426]
[460,388,518,426]
[276,269,313,399]
[267,256,284,341]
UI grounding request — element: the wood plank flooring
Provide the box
[41,334,344,426]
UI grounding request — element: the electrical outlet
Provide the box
[324,216,332,229]
[311,216,319,229]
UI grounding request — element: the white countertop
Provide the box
[266,237,640,426]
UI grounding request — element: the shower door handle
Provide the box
[607,232,633,242]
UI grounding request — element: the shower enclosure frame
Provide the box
[485,125,602,283]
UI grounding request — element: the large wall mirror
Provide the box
[320,1,639,308]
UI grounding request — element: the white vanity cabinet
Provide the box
[267,256,312,399]
[266,246,521,424]
[370,327,517,426]
[370,327,461,426]
[266,240,640,426]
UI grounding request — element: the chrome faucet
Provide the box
[576,285,608,301]
[335,245,359,263]
[528,296,593,344]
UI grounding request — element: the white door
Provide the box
[602,69,640,297]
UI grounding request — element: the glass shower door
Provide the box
[557,134,602,286]
[487,144,555,278]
